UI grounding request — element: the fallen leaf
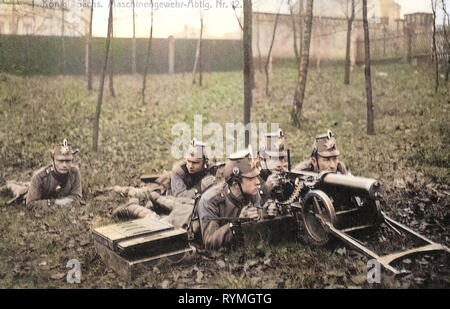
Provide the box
[325,284,345,289]
[50,272,66,280]
[196,271,203,283]
[351,274,367,285]
[327,270,346,278]
[394,179,406,189]
[336,248,347,256]
[67,240,76,249]
[161,279,170,289]
[245,259,259,268]
[216,260,226,269]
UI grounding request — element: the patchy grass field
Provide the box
[0,61,449,288]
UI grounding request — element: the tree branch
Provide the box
[232,3,244,31]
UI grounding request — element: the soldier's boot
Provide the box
[144,200,155,211]
[113,198,161,220]
[150,191,194,213]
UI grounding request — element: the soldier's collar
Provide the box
[224,185,248,208]
[51,162,69,182]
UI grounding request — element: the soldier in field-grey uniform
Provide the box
[293,130,348,174]
[170,139,216,198]
[26,139,82,212]
[195,148,277,250]
[112,139,217,230]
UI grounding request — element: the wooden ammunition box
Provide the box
[92,218,174,252]
[92,218,193,279]
[117,228,190,260]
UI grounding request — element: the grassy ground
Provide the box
[0,61,449,288]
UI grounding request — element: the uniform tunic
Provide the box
[196,183,261,250]
[26,164,82,211]
[170,160,211,198]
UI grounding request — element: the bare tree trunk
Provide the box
[193,16,204,86]
[250,49,256,90]
[141,0,154,105]
[344,0,355,85]
[442,0,450,81]
[288,0,300,68]
[87,0,94,90]
[265,1,283,97]
[61,1,66,74]
[363,0,375,135]
[256,12,263,73]
[235,2,255,90]
[405,26,412,63]
[299,0,304,70]
[132,0,137,75]
[291,0,313,127]
[108,6,116,98]
[431,0,439,93]
[316,21,321,73]
[93,0,114,152]
[243,0,253,147]
[199,17,203,87]
[11,4,19,35]
[192,39,200,84]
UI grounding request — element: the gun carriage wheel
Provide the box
[301,190,336,246]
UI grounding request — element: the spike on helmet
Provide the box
[52,139,77,161]
[259,129,287,159]
[313,130,340,158]
[186,138,207,163]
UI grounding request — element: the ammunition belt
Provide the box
[276,180,304,206]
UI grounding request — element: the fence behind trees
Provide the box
[0,35,243,75]
[355,28,449,68]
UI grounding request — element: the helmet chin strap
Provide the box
[236,180,251,205]
[237,182,246,200]
[314,154,322,173]
[52,157,69,177]
[228,180,249,207]
[262,158,269,170]
[52,158,62,175]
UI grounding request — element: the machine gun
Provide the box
[271,168,450,274]
[274,169,383,241]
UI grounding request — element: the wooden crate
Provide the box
[92,217,174,252]
[92,218,193,279]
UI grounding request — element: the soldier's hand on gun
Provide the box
[54,197,73,207]
[266,202,278,217]
[239,206,260,221]
[266,173,280,193]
